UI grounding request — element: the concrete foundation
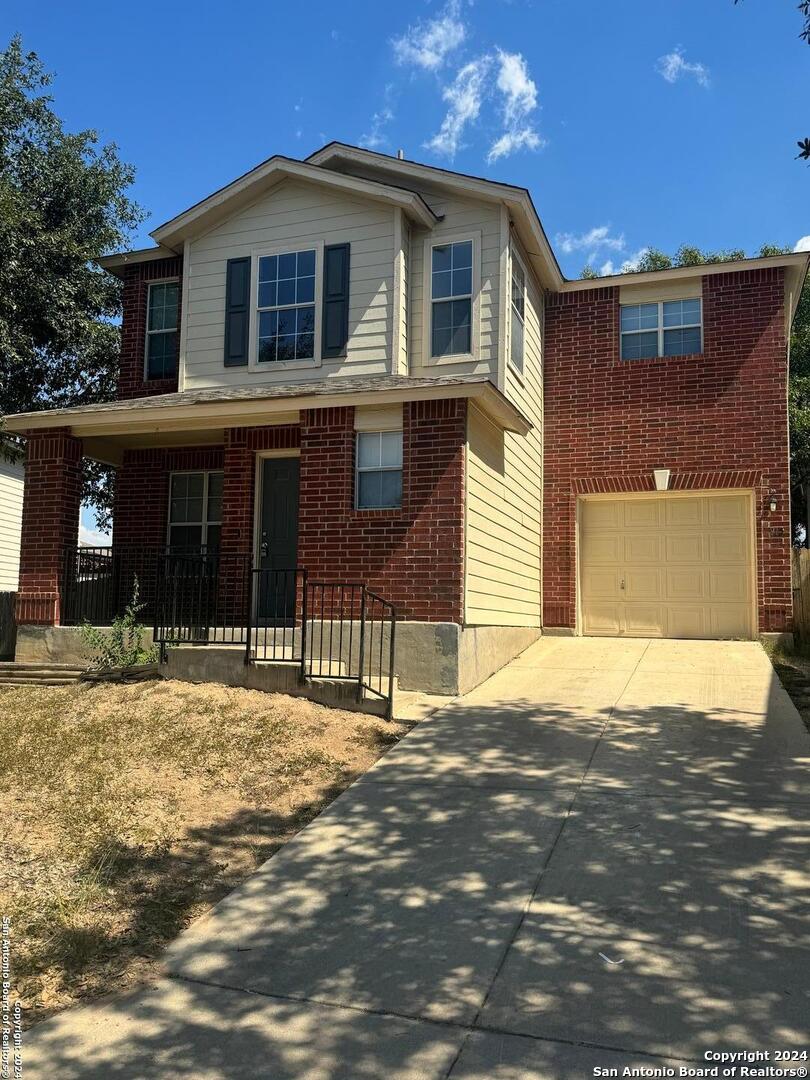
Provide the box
[760,631,795,651]
[15,621,539,696]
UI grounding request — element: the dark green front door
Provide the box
[258,457,300,621]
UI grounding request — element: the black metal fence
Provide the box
[250,570,397,719]
[62,546,252,651]
[61,548,397,718]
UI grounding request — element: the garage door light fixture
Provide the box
[653,468,671,491]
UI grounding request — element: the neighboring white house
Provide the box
[0,459,24,591]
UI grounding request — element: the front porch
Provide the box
[9,377,538,697]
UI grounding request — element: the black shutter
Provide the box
[224,257,251,367]
[322,243,350,359]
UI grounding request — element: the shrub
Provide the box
[79,579,159,670]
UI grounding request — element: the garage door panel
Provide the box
[709,568,749,602]
[585,501,622,529]
[665,534,704,562]
[624,534,662,562]
[708,496,747,526]
[625,569,663,600]
[580,494,753,640]
[624,500,663,528]
[665,498,704,527]
[711,606,751,637]
[709,532,747,563]
[581,535,622,564]
[582,569,622,599]
[666,568,707,600]
[583,603,623,635]
[665,606,708,638]
[624,605,665,636]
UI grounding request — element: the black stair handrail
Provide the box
[249,568,397,720]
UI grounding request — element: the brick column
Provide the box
[16,428,83,625]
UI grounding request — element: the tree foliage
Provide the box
[580,244,810,539]
[0,36,143,527]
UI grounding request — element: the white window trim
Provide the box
[620,296,703,360]
[422,230,481,367]
[355,430,404,511]
[508,246,527,376]
[166,469,223,549]
[248,240,324,373]
[144,278,180,381]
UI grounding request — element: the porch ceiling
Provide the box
[5,375,532,465]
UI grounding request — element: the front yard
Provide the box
[0,679,407,1027]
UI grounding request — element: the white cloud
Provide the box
[426,57,492,158]
[487,50,542,162]
[599,248,650,276]
[393,1,466,71]
[555,225,626,256]
[656,48,710,88]
[495,49,537,125]
[488,128,541,162]
[360,106,394,150]
[794,235,810,252]
[79,523,111,547]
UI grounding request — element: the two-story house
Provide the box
[5,143,808,697]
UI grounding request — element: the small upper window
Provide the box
[146,282,179,380]
[431,240,473,358]
[510,255,526,373]
[257,249,316,363]
[356,431,403,509]
[620,298,702,360]
[168,471,223,552]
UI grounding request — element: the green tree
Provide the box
[0,36,144,528]
[580,244,810,541]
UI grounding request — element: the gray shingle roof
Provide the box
[6,375,496,421]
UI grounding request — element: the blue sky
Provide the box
[4,0,808,538]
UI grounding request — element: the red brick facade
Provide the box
[17,429,83,624]
[108,400,466,623]
[543,267,791,633]
[297,400,466,621]
[117,256,182,400]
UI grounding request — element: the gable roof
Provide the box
[96,141,808,311]
[149,156,438,252]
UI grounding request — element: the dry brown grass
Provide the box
[0,678,407,1027]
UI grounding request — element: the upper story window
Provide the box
[257,249,316,363]
[510,254,526,373]
[356,431,403,509]
[431,239,473,358]
[620,298,702,360]
[168,471,222,551]
[146,281,179,380]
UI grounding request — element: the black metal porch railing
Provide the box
[250,570,397,720]
[61,549,397,719]
[62,546,252,652]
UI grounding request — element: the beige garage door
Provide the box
[580,493,754,639]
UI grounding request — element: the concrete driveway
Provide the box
[24,638,810,1079]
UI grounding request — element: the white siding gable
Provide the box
[182,179,396,390]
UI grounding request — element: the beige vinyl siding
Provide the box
[0,461,24,591]
[409,192,501,379]
[182,179,395,390]
[465,234,543,626]
[398,217,410,374]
